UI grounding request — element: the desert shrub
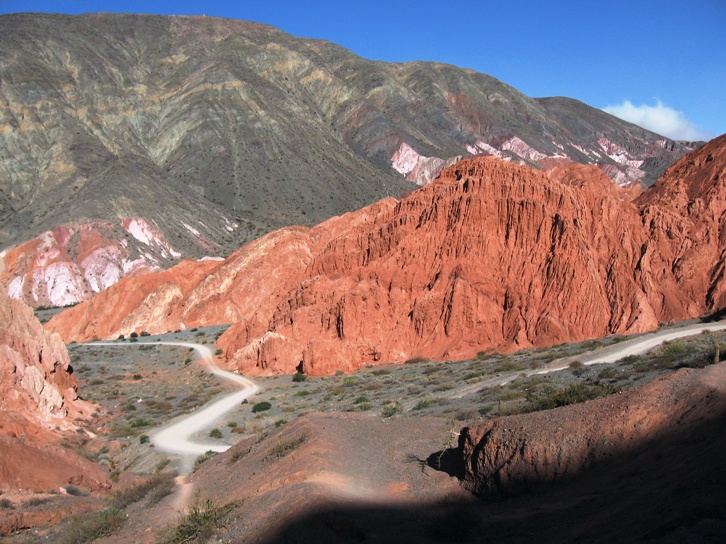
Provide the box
[251,401,272,413]
[146,473,177,506]
[226,421,237,428]
[353,396,370,404]
[0,498,13,509]
[405,356,430,365]
[569,360,584,369]
[455,409,477,421]
[194,451,218,470]
[209,428,223,439]
[525,382,616,412]
[25,497,51,507]
[59,507,126,544]
[355,402,372,411]
[371,368,391,375]
[433,382,454,392]
[598,367,618,380]
[161,496,233,544]
[132,374,142,380]
[110,472,176,510]
[130,417,153,428]
[292,371,307,383]
[494,360,526,372]
[413,399,433,411]
[294,390,310,397]
[140,331,150,337]
[661,341,686,360]
[381,402,400,418]
[274,419,287,427]
[64,485,88,497]
[215,349,223,356]
[478,405,495,416]
[117,335,125,340]
[265,435,307,461]
[139,434,150,444]
[129,332,138,338]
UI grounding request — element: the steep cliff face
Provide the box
[0,289,88,431]
[47,136,726,375]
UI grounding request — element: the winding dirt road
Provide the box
[91,341,259,473]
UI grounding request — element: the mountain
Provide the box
[0,13,697,307]
[46,134,726,374]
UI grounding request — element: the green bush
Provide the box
[251,401,271,413]
[130,417,153,428]
[130,332,138,338]
[139,434,150,444]
[292,371,307,383]
[209,428,223,439]
[140,331,150,337]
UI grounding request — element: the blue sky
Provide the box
[1,0,724,140]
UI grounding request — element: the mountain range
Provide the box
[0,13,699,308]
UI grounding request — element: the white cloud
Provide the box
[603,99,708,141]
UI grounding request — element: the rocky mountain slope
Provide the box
[46,134,726,375]
[0,13,697,307]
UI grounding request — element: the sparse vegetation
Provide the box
[266,434,307,460]
[161,496,234,544]
[194,450,218,470]
[209,428,223,439]
[59,508,126,544]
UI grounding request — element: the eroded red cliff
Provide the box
[47,135,726,375]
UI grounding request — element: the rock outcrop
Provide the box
[458,360,726,497]
[0,218,180,308]
[47,135,726,375]
[0,289,87,431]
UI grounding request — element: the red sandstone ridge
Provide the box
[47,135,726,375]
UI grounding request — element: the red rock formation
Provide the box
[0,289,110,492]
[47,135,726,375]
[458,361,726,497]
[0,289,89,430]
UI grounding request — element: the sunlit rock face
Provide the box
[47,135,726,375]
[0,218,178,308]
[0,289,89,430]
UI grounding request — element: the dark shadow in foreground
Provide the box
[259,407,726,543]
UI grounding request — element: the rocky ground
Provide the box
[4,318,725,541]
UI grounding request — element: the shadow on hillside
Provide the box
[260,405,726,544]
